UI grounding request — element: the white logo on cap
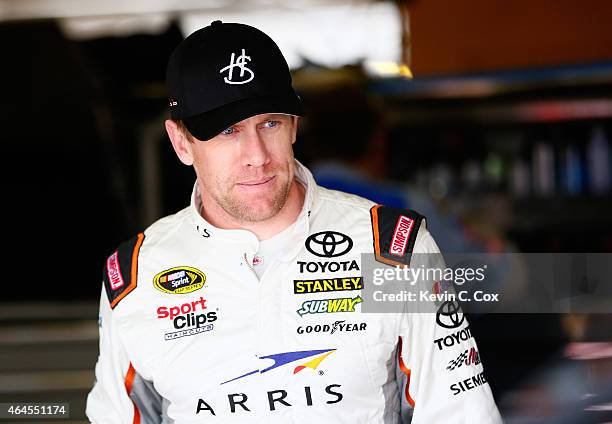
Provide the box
[219,49,254,85]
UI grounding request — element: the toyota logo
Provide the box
[436,301,464,329]
[305,231,353,258]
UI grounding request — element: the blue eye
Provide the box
[220,127,235,135]
[264,120,279,128]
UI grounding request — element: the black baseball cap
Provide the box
[166,20,305,141]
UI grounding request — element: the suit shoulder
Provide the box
[369,205,427,267]
[102,207,190,309]
[102,233,145,309]
[317,186,377,214]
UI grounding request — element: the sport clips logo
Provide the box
[157,296,217,340]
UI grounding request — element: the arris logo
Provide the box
[305,231,353,258]
[221,349,336,385]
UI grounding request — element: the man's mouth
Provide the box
[237,176,275,187]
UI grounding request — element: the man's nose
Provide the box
[240,127,270,168]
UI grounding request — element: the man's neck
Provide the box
[200,178,306,240]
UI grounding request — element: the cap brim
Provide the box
[182,93,305,141]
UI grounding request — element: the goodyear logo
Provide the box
[293,276,363,294]
[154,267,206,294]
[297,296,362,316]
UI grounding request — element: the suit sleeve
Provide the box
[87,234,163,423]
[86,286,144,423]
[395,225,503,423]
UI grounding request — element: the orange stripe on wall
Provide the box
[397,336,416,408]
[125,363,141,424]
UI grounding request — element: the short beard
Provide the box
[216,178,292,223]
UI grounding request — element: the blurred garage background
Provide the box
[1,0,611,422]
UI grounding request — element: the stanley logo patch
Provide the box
[293,276,363,294]
[153,267,206,294]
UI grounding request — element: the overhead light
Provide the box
[364,61,413,78]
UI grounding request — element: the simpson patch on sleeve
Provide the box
[370,205,424,267]
[103,233,144,309]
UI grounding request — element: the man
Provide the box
[87,21,502,423]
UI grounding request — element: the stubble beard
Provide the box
[212,175,293,223]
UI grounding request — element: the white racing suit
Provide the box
[87,161,502,423]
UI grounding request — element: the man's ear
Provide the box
[165,119,194,166]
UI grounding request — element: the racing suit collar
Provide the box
[189,159,316,258]
[277,159,316,262]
